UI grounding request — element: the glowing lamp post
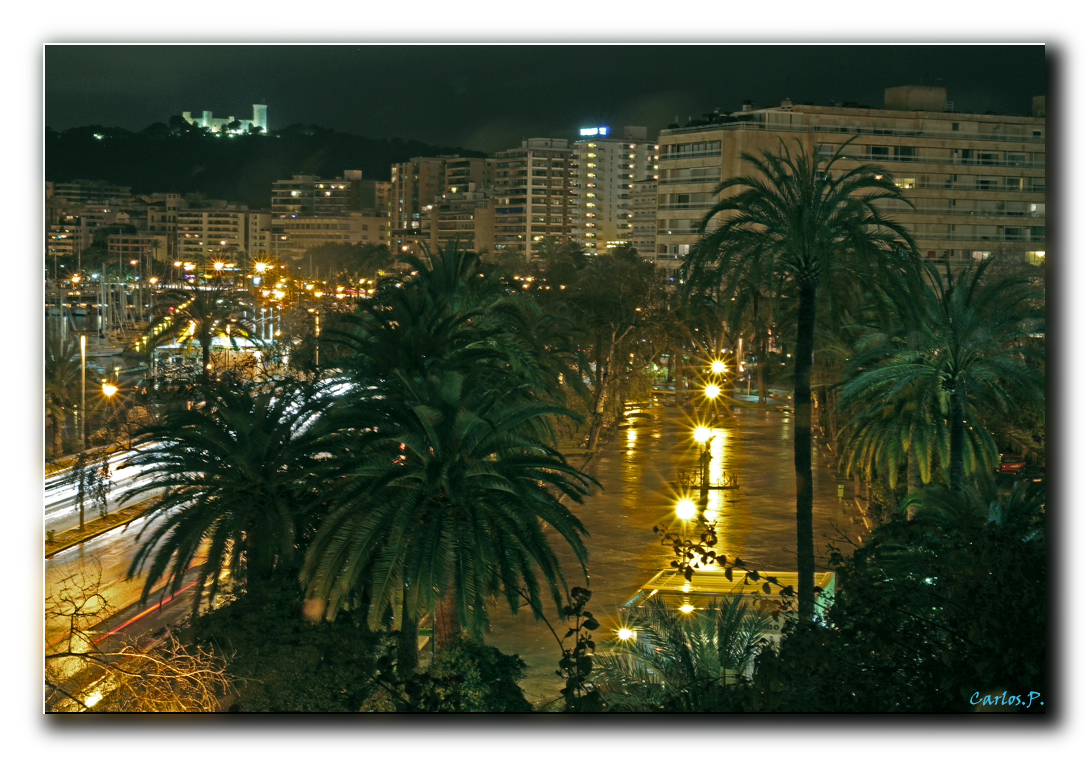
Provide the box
[692,426,713,505]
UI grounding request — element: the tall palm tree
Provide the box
[303,370,595,672]
[121,380,334,613]
[309,240,598,672]
[145,279,256,382]
[839,257,1044,491]
[681,138,920,618]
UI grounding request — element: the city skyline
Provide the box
[45,44,1046,153]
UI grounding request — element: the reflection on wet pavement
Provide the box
[481,399,860,708]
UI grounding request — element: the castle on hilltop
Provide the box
[181,104,267,134]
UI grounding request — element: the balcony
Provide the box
[659,149,722,161]
[659,202,716,210]
[662,120,1045,144]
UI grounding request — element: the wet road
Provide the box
[481,399,863,708]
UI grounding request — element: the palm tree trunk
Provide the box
[949,393,965,491]
[793,282,817,621]
[907,443,924,494]
[398,596,420,674]
[201,338,212,382]
[51,410,65,457]
[586,345,610,450]
[434,591,461,647]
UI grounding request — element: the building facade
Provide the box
[422,190,497,253]
[176,208,271,264]
[570,126,658,253]
[47,180,131,205]
[274,213,390,260]
[390,157,448,250]
[654,86,1046,281]
[272,172,391,219]
[490,138,578,259]
[629,178,658,260]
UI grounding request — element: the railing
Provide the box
[659,150,722,160]
[658,202,716,210]
[877,206,1046,219]
[658,176,722,185]
[824,154,1046,169]
[913,182,1045,193]
[661,120,1045,144]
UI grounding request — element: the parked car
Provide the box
[997,454,1027,474]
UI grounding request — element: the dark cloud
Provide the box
[45,44,1046,153]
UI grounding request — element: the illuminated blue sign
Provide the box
[579,126,610,136]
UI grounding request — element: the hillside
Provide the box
[45,122,486,209]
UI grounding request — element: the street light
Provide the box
[710,359,727,375]
[675,497,697,520]
[704,383,721,399]
[616,627,636,641]
[101,382,118,397]
[692,426,712,444]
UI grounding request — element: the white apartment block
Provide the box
[176,209,271,263]
[655,86,1046,283]
[571,126,658,253]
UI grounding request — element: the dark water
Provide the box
[480,399,862,707]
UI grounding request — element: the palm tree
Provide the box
[145,279,256,382]
[121,380,334,613]
[302,370,596,672]
[838,257,1044,491]
[45,332,86,458]
[308,240,599,672]
[681,138,920,619]
[596,595,768,711]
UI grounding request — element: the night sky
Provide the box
[45,44,1046,154]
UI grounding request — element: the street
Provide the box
[481,398,864,706]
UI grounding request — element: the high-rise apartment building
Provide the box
[390,157,449,250]
[491,138,578,259]
[176,208,271,263]
[655,86,1046,282]
[570,126,658,253]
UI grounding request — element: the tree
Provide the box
[305,241,598,673]
[751,476,1045,712]
[45,331,88,457]
[681,138,920,619]
[838,257,1044,491]
[567,246,663,449]
[596,595,768,712]
[45,560,235,712]
[121,380,334,614]
[302,370,595,672]
[144,279,256,382]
